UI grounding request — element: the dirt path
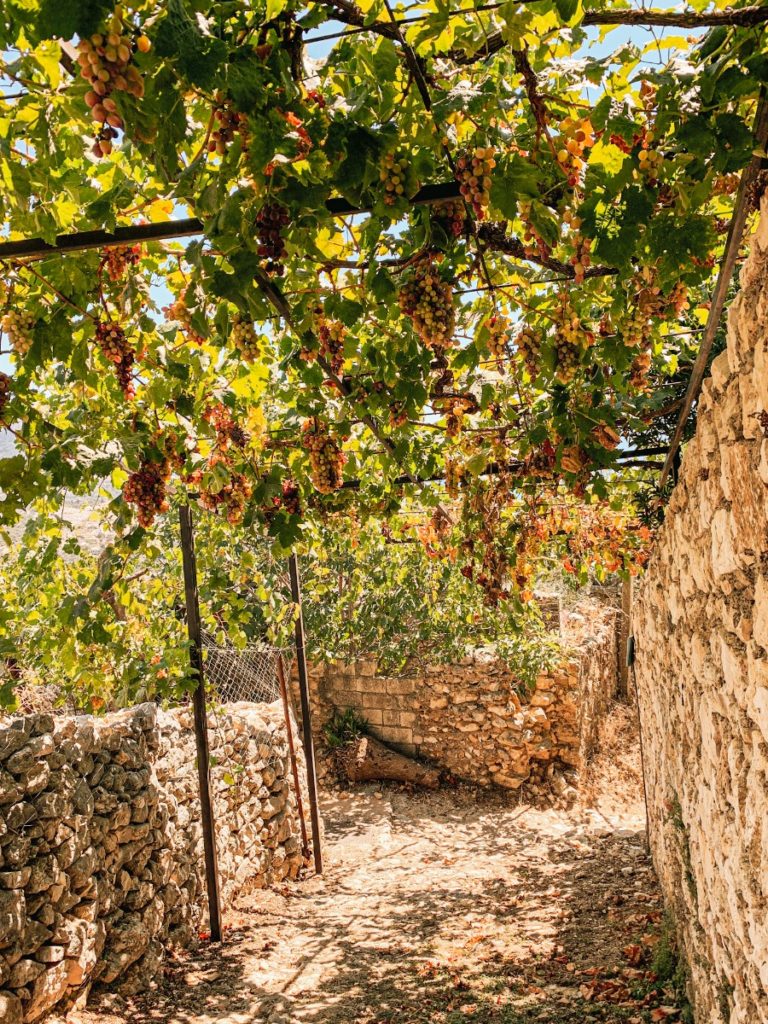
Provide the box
[64,705,686,1024]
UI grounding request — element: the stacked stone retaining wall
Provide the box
[299,606,618,791]
[0,700,308,1023]
[633,196,768,1024]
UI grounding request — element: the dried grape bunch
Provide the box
[1,310,35,358]
[95,321,136,399]
[231,315,260,362]
[302,419,346,494]
[255,202,290,276]
[398,256,456,351]
[123,454,170,527]
[456,145,495,219]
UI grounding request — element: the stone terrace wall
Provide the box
[301,606,618,792]
[633,197,768,1024]
[0,700,308,1023]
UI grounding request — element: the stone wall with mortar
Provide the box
[0,700,308,1023]
[633,197,768,1024]
[299,606,618,793]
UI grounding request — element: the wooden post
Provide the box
[288,552,323,874]
[276,654,310,861]
[179,504,222,942]
[618,575,633,699]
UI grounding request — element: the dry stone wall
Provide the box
[300,606,618,792]
[633,196,768,1024]
[0,700,308,1023]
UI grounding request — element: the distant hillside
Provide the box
[1,433,110,554]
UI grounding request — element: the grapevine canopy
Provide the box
[0,0,765,622]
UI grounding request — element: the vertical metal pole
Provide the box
[618,575,633,699]
[288,552,323,874]
[276,654,310,860]
[179,504,222,942]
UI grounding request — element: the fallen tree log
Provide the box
[337,734,440,789]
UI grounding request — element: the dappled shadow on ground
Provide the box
[69,785,678,1024]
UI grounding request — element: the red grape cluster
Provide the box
[76,13,148,157]
[629,349,652,392]
[199,454,254,525]
[313,308,346,375]
[103,244,141,282]
[164,297,204,345]
[398,256,455,351]
[209,102,248,155]
[456,145,495,219]
[231,315,260,362]
[95,321,136,399]
[124,455,170,527]
[256,203,290,276]
[266,478,302,523]
[0,372,10,418]
[432,200,465,239]
[2,310,36,358]
[204,402,249,450]
[302,419,346,494]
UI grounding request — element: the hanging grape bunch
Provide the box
[0,372,10,419]
[432,200,465,239]
[445,457,464,500]
[280,479,301,516]
[519,202,552,261]
[95,321,136,399]
[483,313,510,371]
[199,455,254,525]
[515,326,540,379]
[554,298,593,384]
[103,244,141,282]
[380,151,409,205]
[302,419,346,494]
[398,256,456,351]
[1,310,36,358]
[123,453,170,527]
[164,297,204,345]
[231,315,260,362]
[209,98,247,155]
[76,9,148,157]
[456,145,495,219]
[255,202,290,276]
[555,116,595,187]
[312,307,346,375]
[562,210,591,284]
[204,402,249,450]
